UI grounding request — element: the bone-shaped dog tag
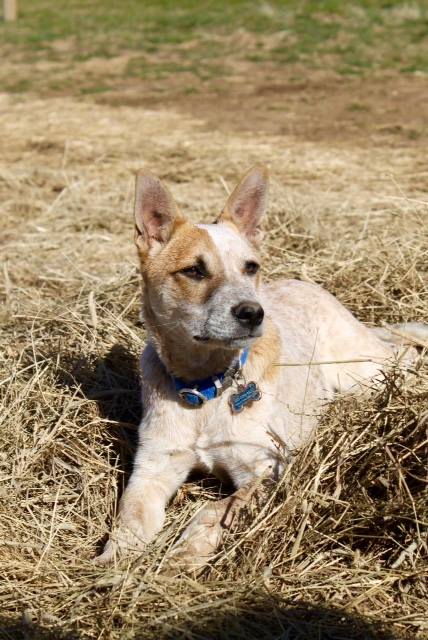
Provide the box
[229,381,262,414]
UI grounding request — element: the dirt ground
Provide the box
[99,63,428,145]
[0,59,427,639]
[4,44,428,144]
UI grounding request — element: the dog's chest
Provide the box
[192,383,282,482]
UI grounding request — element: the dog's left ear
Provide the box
[218,164,268,244]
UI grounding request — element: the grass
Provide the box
[0,1,427,97]
[0,92,427,639]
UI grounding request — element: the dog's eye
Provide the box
[180,265,206,280]
[244,261,260,276]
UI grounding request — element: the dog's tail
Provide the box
[371,322,428,350]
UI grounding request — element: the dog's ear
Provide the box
[218,165,268,244]
[134,170,182,254]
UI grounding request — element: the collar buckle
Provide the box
[178,387,207,407]
[212,375,223,395]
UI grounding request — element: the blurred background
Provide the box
[1,0,427,141]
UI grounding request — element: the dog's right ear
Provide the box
[134,170,181,255]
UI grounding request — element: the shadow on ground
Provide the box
[156,596,402,640]
[0,597,402,639]
[67,342,143,426]
[58,342,143,477]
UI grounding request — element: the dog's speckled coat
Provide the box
[97,166,424,565]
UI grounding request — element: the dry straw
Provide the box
[0,94,427,639]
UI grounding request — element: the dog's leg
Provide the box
[167,480,266,571]
[371,322,428,349]
[95,448,193,564]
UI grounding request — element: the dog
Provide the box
[96,165,427,566]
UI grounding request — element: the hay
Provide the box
[0,93,427,639]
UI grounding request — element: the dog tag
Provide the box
[229,381,262,414]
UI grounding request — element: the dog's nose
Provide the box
[232,301,264,328]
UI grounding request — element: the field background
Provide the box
[0,2,427,639]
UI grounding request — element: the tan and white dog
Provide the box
[97,165,426,565]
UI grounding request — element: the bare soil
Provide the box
[99,65,428,145]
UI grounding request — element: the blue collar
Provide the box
[173,348,249,407]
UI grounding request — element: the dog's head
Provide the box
[134,165,268,352]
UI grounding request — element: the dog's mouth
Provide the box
[193,332,260,345]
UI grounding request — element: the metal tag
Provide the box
[229,381,262,414]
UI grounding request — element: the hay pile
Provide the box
[0,93,427,639]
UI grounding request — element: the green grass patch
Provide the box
[0,1,427,96]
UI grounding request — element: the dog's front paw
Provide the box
[93,523,147,565]
[165,484,262,572]
[167,502,227,571]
